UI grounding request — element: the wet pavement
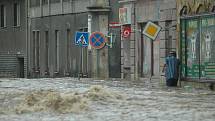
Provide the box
[0,78,215,121]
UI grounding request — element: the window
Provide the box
[14,3,20,26]
[165,21,172,55]
[45,31,49,71]
[32,31,40,71]
[42,0,48,5]
[55,30,60,71]
[0,5,6,27]
[32,31,36,69]
[36,31,40,71]
[30,0,40,7]
[66,29,71,71]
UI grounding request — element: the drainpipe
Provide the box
[87,13,92,77]
[26,0,29,78]
[131,1,136,81]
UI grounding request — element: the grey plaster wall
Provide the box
[0,0,26,53]
[108,0,121,78]
[135,0,177,77]
[28,13,88,77]
[0,0,27,77]
[0,0,122,78]
[28,0,91,77]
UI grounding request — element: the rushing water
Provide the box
[0,78,215,121]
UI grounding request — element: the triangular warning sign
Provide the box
[77,34,87,45]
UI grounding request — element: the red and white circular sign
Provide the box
[122,27,131,38]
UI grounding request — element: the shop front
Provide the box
[180,14,215,80]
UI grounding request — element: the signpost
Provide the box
[75,32,89,47]
[142,21,161,81]
[119,7,131,24]
[143,21,161,40]
[109,22,121,28]
[75,31,108,79]
[122,26,131,38]
[75,32,89,80]
[89,32,106,49]
[106,33,113,48]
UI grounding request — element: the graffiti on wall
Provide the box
[204,32,212,59]
[180,16,215,79]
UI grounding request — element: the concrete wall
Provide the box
[0,0,27,77]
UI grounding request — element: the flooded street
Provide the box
[0,78,215,121]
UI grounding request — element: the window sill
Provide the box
[12,25,21,28]
[0,26,7,29]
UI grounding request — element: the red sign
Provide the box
[109,22,121,28]
[89,32,106,49]
[122,26,131,38]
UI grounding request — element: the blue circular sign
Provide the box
[90,32,106,49]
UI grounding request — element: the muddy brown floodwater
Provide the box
[0,78,215,121]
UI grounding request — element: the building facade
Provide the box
[28,0,121,78]
[0,0,27,78]
[0,0,121,78]
[119,0,177,80]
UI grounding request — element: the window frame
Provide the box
[13,2,21,27]
[0,4,6,28]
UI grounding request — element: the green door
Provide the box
[200,17,215,79]
[181,15,215,79]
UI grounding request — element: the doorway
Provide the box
[17,57,24,78]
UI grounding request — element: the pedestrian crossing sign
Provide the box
[75,32,89,47]
[143,21,161,40]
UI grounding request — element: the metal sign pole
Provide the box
[78,36,81,81]
[78,47,82,81]
[75,31,89,80]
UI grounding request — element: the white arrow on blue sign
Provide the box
[75,32,89,47]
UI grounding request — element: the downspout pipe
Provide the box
[26,0,29,78]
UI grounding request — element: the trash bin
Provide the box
[164,51,180,87]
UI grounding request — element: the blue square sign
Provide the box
[75,32,89,47]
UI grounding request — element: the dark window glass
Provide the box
[14,3,20,26]
[0,5,6,27]
[42,0,48,5]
